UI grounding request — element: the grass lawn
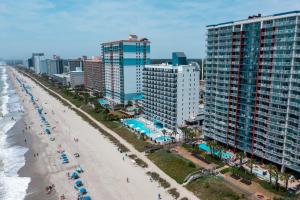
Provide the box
[147,149,199,184]
[258,180,299,200]
[186,176,246,200]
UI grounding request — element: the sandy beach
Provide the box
[8,67,198,200]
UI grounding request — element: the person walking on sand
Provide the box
[157,193,161,199]
[126,177,129,183]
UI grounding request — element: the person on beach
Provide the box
[126,177,129,183]
[24,138,27,143]
[158,193,161,199]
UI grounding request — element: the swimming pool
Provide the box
[198,143,233,159]
[98,99,109,105]
[123,119,155,136]
[155,135,172,142]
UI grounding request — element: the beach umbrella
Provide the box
[75,180,83,187]
[76,166,84,173]
[83,196,91,200]
[71,172,79,179]
[79,188,87,195]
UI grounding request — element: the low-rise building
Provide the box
[70,70,84,88]
[52,73,70,86]
[142,52,200,130]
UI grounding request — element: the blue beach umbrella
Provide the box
[79,188,87,195]
[71,172,79,179]
[75,180,83,187]
[83,196,91,200]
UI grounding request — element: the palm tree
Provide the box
[207,140,214,157]
[215,145,224,160]
[247,159,256,174]
[266,164,274,184]
[280,172,292,191]
[236,152,244,168]
[272,167,280,191]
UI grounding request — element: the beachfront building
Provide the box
[32,53,44,74]
[143,52,200,130]
[52,73,70,87]
[67,59,83,71]
[83,59,104,94]
[203,11,300,172]
[39,58,64,76]
[70,70,84,88]
[101,34,150,105]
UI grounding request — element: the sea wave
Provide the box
[0,66,30,200]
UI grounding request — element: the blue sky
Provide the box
[0,0,300,59]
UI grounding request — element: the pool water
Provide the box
[155,135,172,142]
[98,99,108,104]
[123,119,155,136]
[198,143,233,159]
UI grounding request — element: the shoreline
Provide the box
[7,68,58,200]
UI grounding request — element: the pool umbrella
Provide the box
[71,172,79,179]
[75,180,83,187]
[83,196,91,200]
[79,188,87,195]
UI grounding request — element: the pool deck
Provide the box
[122,118,175,144]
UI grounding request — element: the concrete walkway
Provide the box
[17,68,199,200]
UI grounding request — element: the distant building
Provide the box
[39,59,50,74]
[52,73,70,87]
[39,58,64,76]
[143,53,200,130]
[48,59,64,75]
[27,58,33,69]
[67,59,83,71]
[32,53,44,74]
[83,59,104,94]
[101,34,150,105]
[70,70,84,88]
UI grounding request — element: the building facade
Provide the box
[203,11,300,172]
[101,34,150,105]
[68,59,83,71]
[70,70,84,88]
[143,53,200,130]
[32,53,44,74]
[83,59,104,94]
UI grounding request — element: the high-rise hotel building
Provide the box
[101,35,150,105]
[143,53,200,130]
[203,11,300,172]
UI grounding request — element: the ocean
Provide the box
[0,65,30,200]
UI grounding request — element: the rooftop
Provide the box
[207,10,300,28]
[101,34,150,45]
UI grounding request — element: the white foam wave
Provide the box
[1,66,9,116]
[0,66,30,200]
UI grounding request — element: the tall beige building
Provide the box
[83,59,104,95]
